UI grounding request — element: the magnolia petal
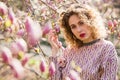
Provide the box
[0,2,8,15]
[39,59,47,72]
[9,58,24,79]
[0,46,12,64]
[49,61,56,76]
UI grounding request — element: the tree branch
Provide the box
[40,0,58,14]
[74,0,80,3]
[38,42,46,57]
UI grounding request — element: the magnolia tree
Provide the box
[0,1,56,80]
[0,0,120,80]
[0,1,81,80]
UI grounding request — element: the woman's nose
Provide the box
[76,26,82,32]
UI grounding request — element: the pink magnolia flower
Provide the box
[25,17,42,47]
[0,46,12,64]
[10,42,20,57]
[42,21,52,37]
[17,29,25,37]
[9,58,24,79]
[21,54,29,66]
[54,24,60,34]
[16,38,28,52]
[0,2,8,15]
[39,59,47,72]
[10,38,27,57]
[108,20,114,28]
[49,61,56,76]
[113,19,118,27]
[8,8,16,24]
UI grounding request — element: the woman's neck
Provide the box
[82,37,94,43]
[83,39,100,46]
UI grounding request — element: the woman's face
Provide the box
[68,14,93,43]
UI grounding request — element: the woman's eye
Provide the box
[70,25,76,29]
[78,21,84,25]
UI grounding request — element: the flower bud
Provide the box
[108,20,114,27]
[39,59,47,72]
[17,29,25,37]
[16,38,28,52]
[49,62,56,76]
[113,19,117,27]
[9,58,24,79]
[54,25,60,34]
[0,2,8,15]
[21,55,29,66]
[25,17,42,47]
[0,46,12,64]
[42,21,52,36]
[108,20,114,28]
[10,38,27,58]
[8,8,16,24]
[69,70,81,80]
[10,42,20,57]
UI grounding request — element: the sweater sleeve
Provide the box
[101,42,118,80]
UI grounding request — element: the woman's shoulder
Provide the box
[99,39,116,53]
[92,39,115,51]
[100,39,114,47]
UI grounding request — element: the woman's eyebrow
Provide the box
[69,24,74,27]
[78,21,84,24]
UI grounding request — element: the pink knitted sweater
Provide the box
[51,39,118,80]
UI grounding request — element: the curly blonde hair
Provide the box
[59,3,107,48]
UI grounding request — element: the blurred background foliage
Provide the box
[1,0,120,47]
[0,0,120,80]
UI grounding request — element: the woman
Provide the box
[48,3,118,80]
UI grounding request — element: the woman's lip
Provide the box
[79,33,86,38]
